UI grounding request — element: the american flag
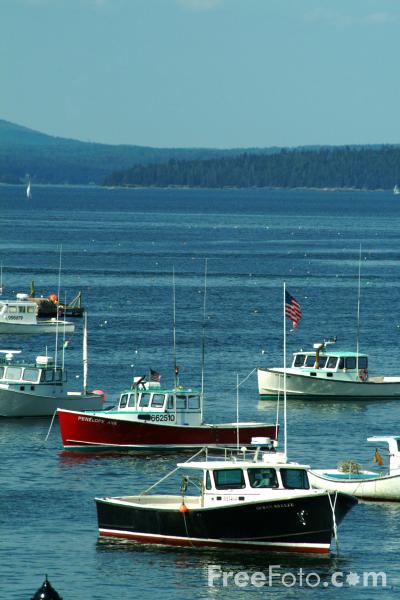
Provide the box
[150,368,161,382]
[285,290,302,328]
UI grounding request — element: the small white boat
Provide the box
[0,350,104,417]
[258,338,400,400]
[0,313,104,417]
[0,294,74,335]
[394,185,400,195]
[95,438,357,554]
[309,437,400,501]
[26,179,32,199]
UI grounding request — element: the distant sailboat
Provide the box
[394,185,400,195]
[26,179,32,199]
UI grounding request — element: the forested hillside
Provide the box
[2,119,399,190]
[0,120,257,185]
[103,146,400,190]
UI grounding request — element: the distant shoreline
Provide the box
[0,182,391,193]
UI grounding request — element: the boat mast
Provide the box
[283,282,287,458]
[83,311,88,393]
[61,292,67,371]
[54,244,62,370]
[172,267,177,389]
[236,372,240,449]
[200,258,208,423]
[356,245,362,377]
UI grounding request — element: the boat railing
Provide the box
[139,447,209,497]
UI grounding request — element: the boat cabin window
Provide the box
[23,368,39,382]
[358,356,368,369]
[18,306,26,313]
[317,356,327,368]
[213,469,245,490]
[305,355,316,367]
[42,370,54,383]
[205,471,212,490]
[326,356,338,369]
[0,366,4,378]
[248,468,278,488]
[5,366,23,381]
[188,394,200,410]
[139,393,151,408]
[344,357,356,370]
[280,468,310,490]
[27,306,36,314]
[151,393,166,408]
[127,393,137,408]
[294,354,306,367]
[119,394,128,408]
[167,395,174,409]
[176,395,187,410]
[7,305,17,314]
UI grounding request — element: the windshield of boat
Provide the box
[326,356,338,369]
[151,393,166,408]
[139,392,151,407]
[213,469,246,490]
[280,468,310,490]
[248,468,278,488]
[293,354,306,367]
[304,355,316,367]
[119,394,128,408]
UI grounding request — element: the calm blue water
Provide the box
[1,185,400,598]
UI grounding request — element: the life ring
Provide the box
[359,368,368,382]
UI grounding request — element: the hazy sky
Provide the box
[1,0,399,148]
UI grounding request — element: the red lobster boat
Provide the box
[58,376,278,451]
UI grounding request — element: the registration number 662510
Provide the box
[150,414,175,422]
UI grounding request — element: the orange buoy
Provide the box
[92,389,106,402]
[179,503,188,513]
[48,293,59,303]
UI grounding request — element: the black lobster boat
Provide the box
[96,439,357,554]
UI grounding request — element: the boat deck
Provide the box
[103,494,202,510]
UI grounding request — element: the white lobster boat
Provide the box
[309,437,400,501]
[258,338,400,401]
[0,294,74,335]
[0,314,103,417]
[0,350,104,417]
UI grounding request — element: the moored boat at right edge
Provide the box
[309,436,400,501]
[258,338,400,401]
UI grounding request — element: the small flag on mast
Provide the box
[285,290,302,329]
[150,369,161,382]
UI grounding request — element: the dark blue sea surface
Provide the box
[1,185,400,598]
